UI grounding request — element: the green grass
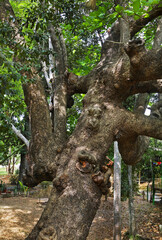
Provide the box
[0,167,7,176]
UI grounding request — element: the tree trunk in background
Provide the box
[113,141,121,240]
[138,170,141,186]
[8,148,11,174]
[19,114,30,183]
[8,159,11,174]
[128,165,136,238]
[12,156,15,174]
[19,149,27,183]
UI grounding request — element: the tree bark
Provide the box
[19,149,26,183]
[1,0,162,239]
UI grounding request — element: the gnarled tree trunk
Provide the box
[0,1,162,239]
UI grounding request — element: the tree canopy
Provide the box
[0,0,162,239]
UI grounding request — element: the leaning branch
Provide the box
[49,25,73,147]
[130,4,162,38]
[130,79,162,95]
[41,61,52,89]
[11,124,29,149]
[123,111,162,140]
[118,94,150,165]
[124,39,162,82]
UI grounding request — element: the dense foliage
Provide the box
[0,0,161,178]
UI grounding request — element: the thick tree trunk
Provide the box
[138,171,141,186]
[0,1,162,239]
[26,102,123,239]
[12,156,15,174]
[26,178,101,240]
[21,28,162,240]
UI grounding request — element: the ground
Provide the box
[0,195,161,240]
[87,196,162,240]
[0,175,161,240]
[0,197,42,240]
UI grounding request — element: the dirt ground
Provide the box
[0,197,42,240]
[0,195,161,240]
[0,175,161,239]
[87,196,162,240]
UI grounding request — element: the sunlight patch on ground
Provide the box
[0,206,13,209]
[0,197,43,240]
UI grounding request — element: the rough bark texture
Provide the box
[1,0,162,239]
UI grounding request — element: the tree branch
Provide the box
[49,25,66,76]
[67,73,92,96]
[123,111,162,140]
[0,0,15,21]
[41,61,52,89]
[118,134,149,165]
[130,4,162,38]
[22,78,57,185]
[11,124,29,149]
[23,78,54,155]
[124,39,162,82]
[118,94,150,165]
[153,18,162,49]
[134,93,149,114]
[49,25,68,147]
[130,79,162,95]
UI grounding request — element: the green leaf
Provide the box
[133,0,140,13]
[134,15,140,20]
[115,5,124,13]
[148,0,160,5]
[124,10,134,16]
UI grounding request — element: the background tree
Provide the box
[0,0,162,239]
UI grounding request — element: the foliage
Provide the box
[0,166,7,175]
[136,138,162,181]
[15,169,19,175]
[116,0,161,20]
[10,174,19,185]
[67,94,84,135]
[121,162,139,201]
[123,231,152,240]
[0,180,6,193]
[106,144,114,161]
[0,24,26,164]
[123,95,136,112]
[19,181,29,195]
[0,0,161,192]
[40,181,52,189]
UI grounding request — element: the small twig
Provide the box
[106,40,124,44]
[11,124,29,149]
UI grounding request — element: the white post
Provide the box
[128,165,136,238]
[113,141,121,240]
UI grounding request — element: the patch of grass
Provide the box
[0,167,7,176]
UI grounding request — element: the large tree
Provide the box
[0,0,162,239]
